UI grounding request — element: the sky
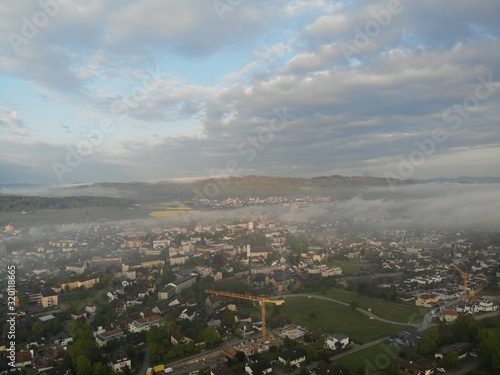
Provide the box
[1,0,499,185]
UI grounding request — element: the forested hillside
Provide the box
[0,196,135,212]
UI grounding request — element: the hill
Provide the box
[47,175,414,202]
[0,195,136,212]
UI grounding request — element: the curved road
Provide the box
[138,294,498,374]
[278,293,428,329]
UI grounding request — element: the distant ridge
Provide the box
[44,175,413,202]
[416,176,500,183]
[0,183,48,189]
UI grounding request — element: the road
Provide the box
[449,360,480,375]
[137,331,264,374]
[136,294,499,374]
[138,348,150,375]
[279,293,424,328]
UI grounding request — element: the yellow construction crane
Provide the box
[451,263,469,301]
[205,289,285,339]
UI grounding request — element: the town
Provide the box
[1,209,500,375]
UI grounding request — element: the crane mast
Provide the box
[205,289,285,339]
[451,263,469,302]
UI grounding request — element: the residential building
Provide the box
[435,342,473,360]
[53,277,100,292]
[66,263,86,274]
[171,274,197,293]
[395,357,433,375]
[389,331,423,348]
[128,314,163,333]
[15,350,33,368]
[278,349,306,367]
[442,309,459,322]
[170,254,189,266]
[316,361,349,375]
[109,351,131,373]
[265,272,294,292]
[211,364,234,375]
[29,290,59,308]
[325,333,350,350]
[95,328,125,347]
[245,361,273,375]
[170,331,193,345]
[158,285,176,300]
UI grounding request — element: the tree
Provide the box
[49,318,62,335]
[356,281,371,296]
[477,329,499,369]
[453,315,478,342]
[437,320,454,345]
[162,315,177,338]
[146,296,157,308]
[201,326,221,348]
[283,361,292,373]
[124,344,138,359]
[235,351,246,363]
[93,362,111,375]
[76,355,92,375]
[17,292,29,309]
[160,266,176,284]
[417,337,437,355]
[146,326,164,347]
[221,308,235,327]
[444,351,459,369]
[32,321,44,337]
[283,336,296,349]
[349,300,359,311]
[67,321,99,366]
[387,285,398,302]
[299,366,309,375]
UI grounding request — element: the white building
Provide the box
[109,351,131,373]
[128,315,162,333]
[325,333,350,350]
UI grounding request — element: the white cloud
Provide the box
[0,107,29,138]
[0,0,499,183]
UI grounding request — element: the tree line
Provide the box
[0,195,135,212]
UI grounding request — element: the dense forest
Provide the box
[0,195,136,212]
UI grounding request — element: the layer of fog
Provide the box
[336,183,500,230]
[4,184,496,243]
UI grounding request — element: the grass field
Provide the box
[0,206,152,227]
[335,343,399,374]
[319,289,427,324]
[146,201,195,217]
[62,289,106,311]
[280,297,410,344]
[149,209,193,217]
[327,259,372,275]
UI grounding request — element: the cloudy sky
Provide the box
[1,0,499,184]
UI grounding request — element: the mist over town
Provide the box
[1,1,500,375]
